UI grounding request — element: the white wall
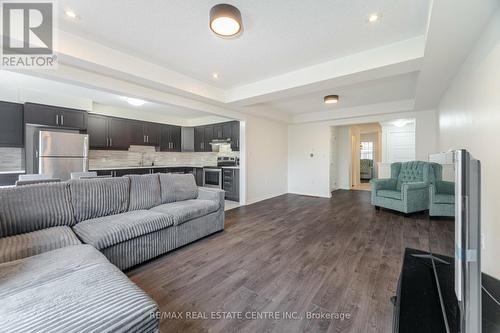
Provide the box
[438,9,500,279]
[245,115,288,204]
[287,110,439,197]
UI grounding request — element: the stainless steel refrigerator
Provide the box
[36,130,89,180]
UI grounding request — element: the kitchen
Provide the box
[0,93,241,206]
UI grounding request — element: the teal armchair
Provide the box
[370,161,431,214]
[429,163,455,217]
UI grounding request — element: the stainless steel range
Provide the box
[203,156,238,188]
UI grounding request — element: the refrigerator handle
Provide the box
[110,138,113,147]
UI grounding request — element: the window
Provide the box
[360,141,374,160]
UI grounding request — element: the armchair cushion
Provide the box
[433,194,454,204]
[370,178,397,191]
[377,190,401,200]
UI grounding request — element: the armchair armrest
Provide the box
[370,178,397,191]
[435,180,455,195]
[197,187,225,210]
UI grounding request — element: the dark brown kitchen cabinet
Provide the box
[24,103,87,130]
[128,121,161,146]
[128,120,145,146]
[223,168,239,201]
[203,126,214,152]
[88,115,133,150]
[213,124,223,139]
[0,101,23,147]
[107,118,131,150]
[194,126,205,152]
[160,125,181,152]
[231,121,240,151]
[87,114,108,149]
[144,122,161,146]
[222,122,232,140]
[194,168,204,186]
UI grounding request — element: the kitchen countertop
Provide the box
[89,165,212,171]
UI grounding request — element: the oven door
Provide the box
[203,168,222,188]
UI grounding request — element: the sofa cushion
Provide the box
[377,189,402,200]
[69,177,130,222]
[0,182,74,238]
[159,173,198,204]
[0,245,159,333]
[126,174,161,210]
[0,226,81,264]
[150,199,219,225]
[72,210,174,250]
[434,194,454,204]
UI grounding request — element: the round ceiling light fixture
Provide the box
[324,95,339,104]
[209,4,243,38]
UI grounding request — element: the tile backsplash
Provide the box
[89,147,239,169]
[0,148,24,172]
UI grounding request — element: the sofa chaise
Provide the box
[370,161,431,214]
[0,173,225,332]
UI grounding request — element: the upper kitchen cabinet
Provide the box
[160,125,181,152]
[0,101,23,147]
[194,126,205,152]
[87,114,108,149]
[203,126,214,152]
[87,114,130,150]
[213,124,223,139]
[24,103,87,130]
[107,117,132,150]
[143,122,161,146]
[222,122,232,140]
[231,121,240,151]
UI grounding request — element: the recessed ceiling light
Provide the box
[209,4,243,38]
[368,13,380,23]
[392,119,412,127]
[124,97,147,107]
[65,10,79,19]
[212,73,219,79]
[324,95,339,104]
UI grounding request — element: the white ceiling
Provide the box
[259,72,418,115]
[0,71,211,119]
[57,0,431,88]
[9,0,495,124]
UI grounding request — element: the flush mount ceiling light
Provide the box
[367,13,381,23]
[209,4,243,38]
[324,95,339,104]
[64,10,79,19]
[212,73,219,79]
[124,97,147,107]
[392,119,412,127]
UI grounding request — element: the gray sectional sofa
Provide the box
[0,173,225,332]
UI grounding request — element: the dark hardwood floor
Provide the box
[127,190,454,333]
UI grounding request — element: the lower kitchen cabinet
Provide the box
[194,168,204,186]
[222,168,239,202]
